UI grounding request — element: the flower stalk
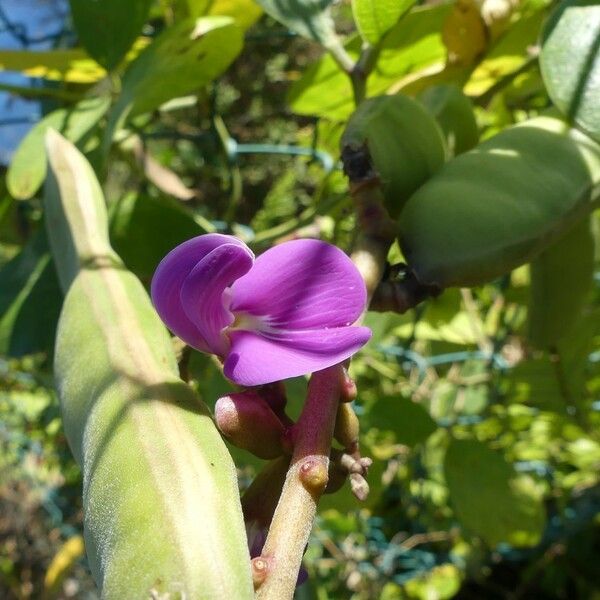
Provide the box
[254,144,399,599]
[254,365,342,599]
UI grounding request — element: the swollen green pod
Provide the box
[418,84,479,156]
[45,130,253,599]
[398,117,600,288]
[341,94,447,217]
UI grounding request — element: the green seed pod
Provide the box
[341,94,447,218]
[45,130,253,599]
[398,117,600,288]
[418,84,479,156]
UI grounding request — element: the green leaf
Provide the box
[109,193,206,281]
[288,3,451,120]
[367,396,437,448]
[7,95,111,201]
[540,0,600,142]
[0,231,62,358]
[44,130,253,599]
[351,0,415,45]
[254,0,338,46]
[528,216,595,348]
[444,439,546,547]
[104,17,243,151]
[0,48,106,83]
[69,0,153,70]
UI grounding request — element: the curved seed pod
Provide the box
[418,84,479,156]
[341,94,447,218]
[398,117,600,288]
[45,130,253,599]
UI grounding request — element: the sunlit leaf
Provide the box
[210,0,263,29]
[464,9,545,96]
[0,49,106,83]
[351,0,415,45]
[288,3,451,120]
[7,95,110,200]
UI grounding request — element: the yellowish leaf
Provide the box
[442,0,487,66]
[43,535,85,598]
[0,49,105,83]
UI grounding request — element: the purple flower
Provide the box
[151,234,371,386]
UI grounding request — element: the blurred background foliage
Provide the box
[1,0,599,598]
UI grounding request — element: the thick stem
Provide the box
[255,365,342,600]
[342,144,397,301]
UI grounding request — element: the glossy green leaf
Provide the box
[44,130,253,599]
[445,439,545,547]
[351,0,415,45]
[104,17,243,151]
[0,230,62,358]
[254,0,338,46]
[529,217,595,348]
[69,0,153,70]
[109,193,206,281]
[540,0,600,142]
[7,95,110,201]
[418,84,479,155]
[288,3,451,120]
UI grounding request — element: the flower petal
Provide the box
[230,239,367,330]
[151,234,252,352]
[224,327,372,386]
[181,243,254,355]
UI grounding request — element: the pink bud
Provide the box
[215,391,286,459]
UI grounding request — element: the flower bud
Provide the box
[334,403,360,451]
[215,391,285,459]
